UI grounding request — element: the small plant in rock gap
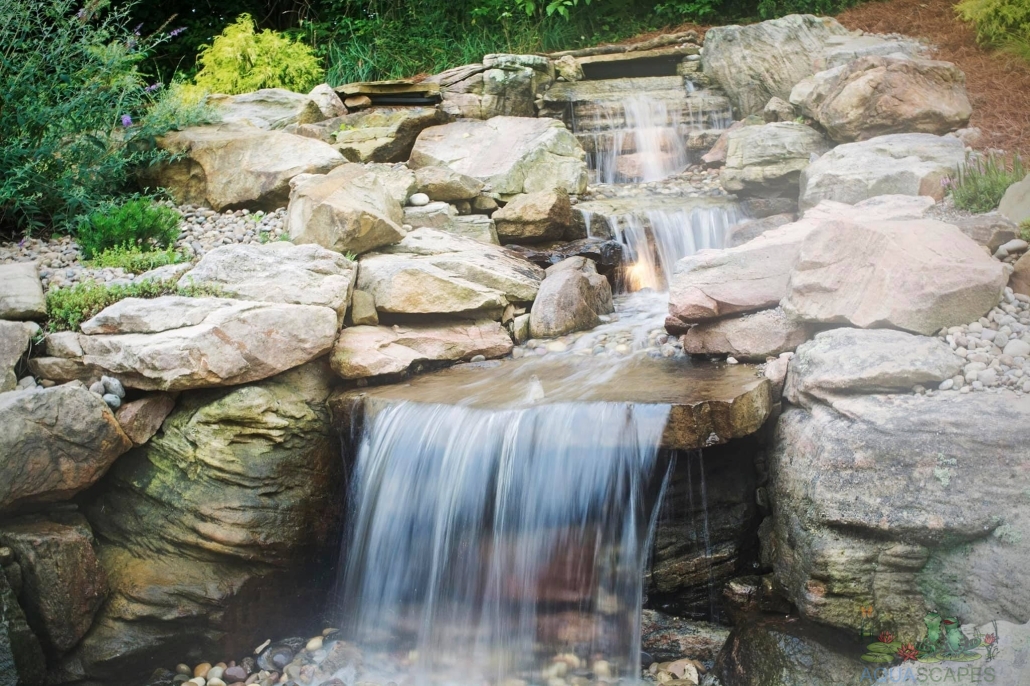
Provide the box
[76,198,182,260]
[192,14,323,94]
[948,153,1027,214]
[45,279,223,332]
[85,245,187,273]
[1020,220,1030,242]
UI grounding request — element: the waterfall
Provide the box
[574,96,690,184]
[336,400,672,685]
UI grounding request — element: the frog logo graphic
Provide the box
[859,611,1001,665]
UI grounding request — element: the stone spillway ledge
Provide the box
[329,356,773,450]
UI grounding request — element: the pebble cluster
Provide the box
[89,375,126,409]
[0,206,288,291]
[935,286,1030,395]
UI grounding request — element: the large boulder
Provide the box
[679,307,812,360]
[207,88,310,129]
[76,362,340,683]
[76,297,338,391]
[0,566,46,686]
[782,218,1006,335]
[330,320,513,379]
[1013,253,1030,296]
[356,228,543,319]
[0,513,107,654]
[154,124,344,211]
[0,320,37,391]
[333,107,450,163]
[529,257,614,339]
[178,242,356,322]
[409,117,588,199]
[766,392,1030,635]
[641,610,729,665]
[790,56,972,142]
[425,54,554,119]
[667,196,935,328]
[0,263,46,320]
[701,15,851,117]
[720,122,829,198]
[0,383,131,513]
[493,189,573,244]
[1000,173,1030,225]
[799,133,965,210]
[784,328,963,407]
[285,163,406,255]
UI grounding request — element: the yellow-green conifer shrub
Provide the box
[193,14,323,95]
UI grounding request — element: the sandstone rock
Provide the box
[951,213,1020,252]
[78,362,340,682]
[641,610,729,664]
[720,122,829,198]
[702,15,850,117]
[178,242,356,321]
[154,124,344,211]
[409,117,588,199]
[334,107,449,163]
[349,290,378,326]
[0,566,45,686]
[494,189,573,244]
[305,84,347,122]
[766,392,1030,635]
[404,201,455,229]
[784,328,962,407]
[447,215,499,244]
[207,88,309,129]
[801,193,935,222]
[727,213,795,247]
[708,616,862,686]
[45,331,84,359]
[1012,253,1030,296]
[0,263,46,320]
[0,513,107,653]
[114,394,176,445]
[414,166,484,201]
[427,55,554,119]
[782,218,1006,335]
[679,308,812,360]
[344,95,372,110]
[762,96,795,122]
[667,218,817,326]
[529,257,614,338]
[0,320,37,392]
[799,133,965,210]
[1000,173,1030,225]
[361,163,417,205]
[285,163,405,255]
[791,56,972,142]
[0,382,131,513]
[77,297,338,391]
[330,320,513,379]
[356,228,543,318]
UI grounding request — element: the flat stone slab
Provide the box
[330,356,772,450]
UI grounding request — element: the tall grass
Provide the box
[949,153,1026,214]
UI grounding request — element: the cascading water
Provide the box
[335,401,673,686]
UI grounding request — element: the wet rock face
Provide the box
[765,392,1030,637]
[76,362,342,683]
[648,439,762,620]
[706,616,864,686]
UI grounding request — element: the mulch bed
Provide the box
[838,0,1030,158]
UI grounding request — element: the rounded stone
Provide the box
[194,664,212,678]
[409,193,430,207]
[102,393,121,409]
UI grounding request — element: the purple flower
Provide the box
[168,27,186,38]
[144,82,164,93]
[121,114,133,128]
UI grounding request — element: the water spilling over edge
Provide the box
[336,401,673,686]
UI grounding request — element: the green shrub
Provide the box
[0,0,205,235]
[46,279,222,333]
[76,199,182,260]
[956,0,1030,49]
[949,154,1027,214]
[193,14,323,94]
[85,245,187,273]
